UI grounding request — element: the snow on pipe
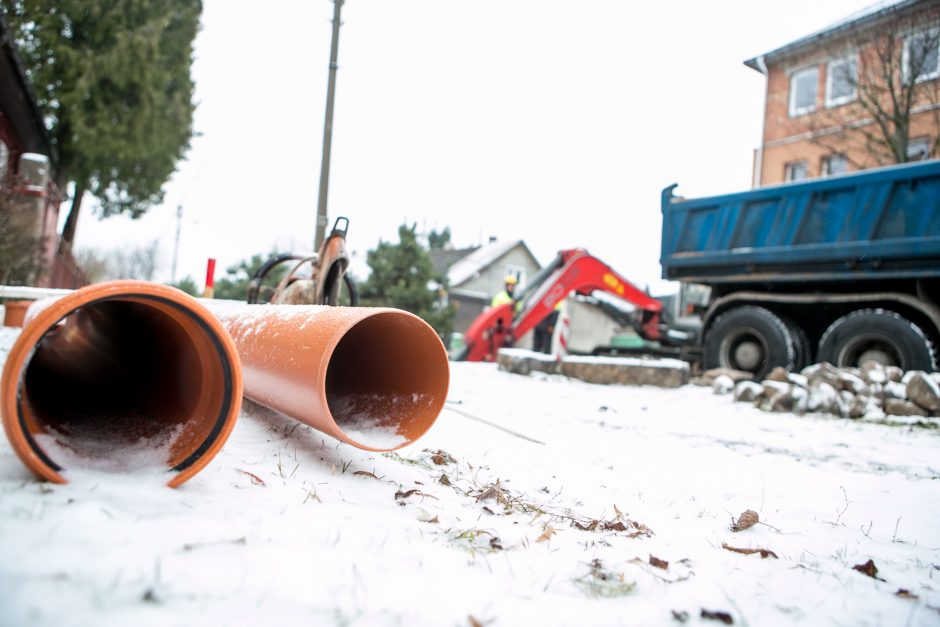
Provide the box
[0,281,243,487]
[211,304,450,451]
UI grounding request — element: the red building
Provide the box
[0,13,82,288]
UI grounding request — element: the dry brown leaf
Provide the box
[424,448,456,465]
[476,487,498,502]
[572,519,600,531]
[700,609,734,624]
[468,616,483,627]
[439,474,451,486]
[394,489,437,501]
[896,589,919,599]
[353,470,379,479]
[721,542,779,559]
[613,503,624,519]
[853,559,885,581]
[603,521,628,532]
[649,554,669,569]
[628,520,654,537]
[536,525,557,543]
[731,509,759,532]
[237,469,266,486]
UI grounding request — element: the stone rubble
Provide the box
[706,361,940,420]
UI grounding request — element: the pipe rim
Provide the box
[323,309,450,452]
[1,281,242,487]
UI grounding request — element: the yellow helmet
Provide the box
[504,275,518,286]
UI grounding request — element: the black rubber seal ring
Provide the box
[16,293,235,476]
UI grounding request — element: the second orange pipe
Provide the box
[212,304,449,451]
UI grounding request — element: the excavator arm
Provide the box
[459,249,667,362]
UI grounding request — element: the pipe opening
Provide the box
[325,312,449,450]
[18,297,234,476]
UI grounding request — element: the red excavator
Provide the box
[456,248,687,362]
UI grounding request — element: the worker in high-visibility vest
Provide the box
[491,275,518,308]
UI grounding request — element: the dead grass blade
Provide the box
[721,542,778,559]
[236,469,266,486]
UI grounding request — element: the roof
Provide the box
[428,246,477,279]
[743,0,922,73]
[447,239,537,287]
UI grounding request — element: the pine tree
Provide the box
[361,224,455,337]
[1,0,201,247]
[427,227,451,250]
[213,251,287,302]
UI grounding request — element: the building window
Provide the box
[789,67,818,116]
[907,136,930,160]
[504,264,526,288]
[784,160,809,181]
[903,28,940,83]
[0,140,8,177]
[826,57,857,107]
[821,154,848,176]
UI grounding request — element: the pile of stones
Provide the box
[702,363,940,419]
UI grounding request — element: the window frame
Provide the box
[825,55,858,108]
[821,154,848,177]
[903,27,940,83]
[504,264,527,289]
[784,160,809,182]
[0,140,8,177]
[788,66,819,117]
[907,136,930,160]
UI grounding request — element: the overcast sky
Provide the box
[69,0,883,293]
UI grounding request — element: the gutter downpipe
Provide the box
[0,281,243,487]
[753,54,769,189]
[211,304,449,452]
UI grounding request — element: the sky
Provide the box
[68,0,885,293]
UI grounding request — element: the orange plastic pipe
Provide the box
[213,305,449,451]
[0,281,242,487]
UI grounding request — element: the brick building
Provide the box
[746,0,940,186]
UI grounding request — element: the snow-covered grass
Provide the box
[1,326,939,626]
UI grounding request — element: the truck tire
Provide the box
[817,309,937,371]
[704,306,796,380]
[782,315,811,371]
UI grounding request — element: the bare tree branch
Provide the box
[806,5,940,168]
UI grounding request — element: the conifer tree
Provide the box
[1,0,201,247]
[361,224,455,337]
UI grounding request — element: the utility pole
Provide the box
[171,204,182,283]
[314,0,344,252]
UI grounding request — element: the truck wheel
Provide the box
[703,306,796,380]
[817,309,937,371]
[782,316,811,371]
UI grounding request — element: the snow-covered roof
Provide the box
[447,239,526,287]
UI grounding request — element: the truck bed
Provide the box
[660,160,940,284]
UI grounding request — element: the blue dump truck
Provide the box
[661,160,940,379]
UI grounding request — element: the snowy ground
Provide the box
[1,325,939,626]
